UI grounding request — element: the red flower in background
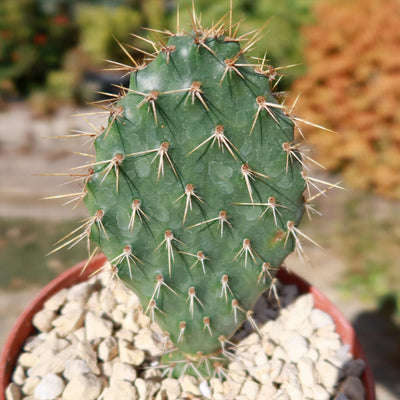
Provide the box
[34,34,47,45]
[33,33,47,46]
[53,15,70,26]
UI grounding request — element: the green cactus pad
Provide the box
[82,30,305,362]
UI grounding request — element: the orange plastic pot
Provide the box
[0,254,375,400]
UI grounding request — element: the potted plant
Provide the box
[1,254,375,399]
[1,6,375,400]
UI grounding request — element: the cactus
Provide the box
[63,10,315,377]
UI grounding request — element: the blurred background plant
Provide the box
[0,0,319,113]
[292,0,400,200]
[0,0,78,110]
[289,0,400,324]
[0,0,161,113]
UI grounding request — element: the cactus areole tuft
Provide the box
[75,17,308,376]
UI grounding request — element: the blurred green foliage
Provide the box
[0,0,321,107]
[75,4,142,65]
[171,0,319,82]
[0,0,78,99]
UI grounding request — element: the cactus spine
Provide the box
[68,11,310,376]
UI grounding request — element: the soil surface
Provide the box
[1,103,399,400]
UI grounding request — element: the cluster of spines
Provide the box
[47,4,342,377]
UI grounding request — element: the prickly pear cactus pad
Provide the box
[65,15,314,375]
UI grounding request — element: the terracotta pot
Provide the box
[0,254,375,400]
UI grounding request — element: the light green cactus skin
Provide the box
[83,32,305,366]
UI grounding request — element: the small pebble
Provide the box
[26,349,66,377]
[32,309,57,333]
[62,373,102,400]
[12,365,26,386]
[276,362,298,384]
[334,394,350,400]
[72,327,86,342]
[281,378,303,400]
[312,384,331,400]
[283,293,314,329]
[240,380,259,400]
[63,359,91,380]
[297,357,317,388]
[316,359,340,389]
[342,359,366,378]
[34,373,65,400]
[99,289,117,314]
[134,377,147,400]
[21,376,40,395]
[134,328,161,356]
[85,310,114,341]
[282,334,309,362]
[122,312,139,334]
[5,382,21,400]
[101,379,138,400]
[199,380,211,398]
[310,308,335,330]
[98,336,118,362]
[17,353,38,369]
[180,375,201,396]
[115,328,135,342]
[111,361,137,382]
[339,376,366,400]
[43,288,68,311]
[31,331,69,356]
[66,281,93,302]
[223,379,242,398]
[61,300,85,315]
[159,378,182,399]
[256,381,277,398]
[51,309,85,337]
[22,335,45,353]
[118,341,145,365]
[266,359,284,381]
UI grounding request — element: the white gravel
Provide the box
[6,263,366,400]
